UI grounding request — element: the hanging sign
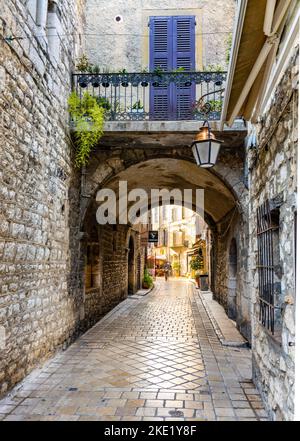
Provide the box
[148,231,159,243]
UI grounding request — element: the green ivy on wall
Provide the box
[68,91,105,167]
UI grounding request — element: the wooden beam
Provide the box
[228,37,277,126]
[271,0,292,35]
[264,0,277,35]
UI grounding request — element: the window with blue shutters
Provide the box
[149,16,196,120]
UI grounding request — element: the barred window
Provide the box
[257,199,282,336]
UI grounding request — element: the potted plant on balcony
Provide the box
[96,96,112,111]
[76,54,93,88]
[132,100,144,113]
[141,67,149,87]
[90,65,101,87]
[119,68,129,87]
[152,66,164,87]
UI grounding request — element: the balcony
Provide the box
[72,71,227,122]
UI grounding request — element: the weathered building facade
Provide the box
[85,0,235,72]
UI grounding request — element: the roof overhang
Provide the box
[221,0,292,126]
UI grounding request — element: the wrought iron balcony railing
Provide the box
[72,71,227,122]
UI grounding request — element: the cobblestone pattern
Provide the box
[0,1,85,396]
[0,279,268,421]
[249,47,298,420]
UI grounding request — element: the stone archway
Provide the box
[79,148,250,338]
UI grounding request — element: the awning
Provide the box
[148,255,167,261]
[221,0,292,125]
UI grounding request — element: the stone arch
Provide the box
[80,147,247,230]
[79,149,249,337]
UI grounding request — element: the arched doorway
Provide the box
[228,238,238,320]
[128,235,135,295]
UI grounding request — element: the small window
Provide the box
[257,199,282,337]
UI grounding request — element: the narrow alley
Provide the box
[0,279,268,421]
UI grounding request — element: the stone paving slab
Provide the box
[199,291,247,347]
[0,278,268,421]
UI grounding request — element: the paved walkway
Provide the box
[0,278,268,421]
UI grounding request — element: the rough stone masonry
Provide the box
[250,47,298,421]
[0,0,85,396]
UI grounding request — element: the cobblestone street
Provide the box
[0,279,268,421]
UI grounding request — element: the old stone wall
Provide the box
[0,0,85,395]
[84,0,235,71]
[101,224,130,303]
[80,202,144,330]
[213,208,252,342]
[249,47,298,421]
[212,141,252,342]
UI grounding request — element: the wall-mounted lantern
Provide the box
[191,89,225,168]
[191,121,223,168]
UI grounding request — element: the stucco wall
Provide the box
[84,0,235,71]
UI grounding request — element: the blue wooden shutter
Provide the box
[172,16,195,119]
[149,16,195,120]
[149,16,172,120]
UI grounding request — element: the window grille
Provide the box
[257,200,280,334]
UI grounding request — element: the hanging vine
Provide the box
[68,91,105,167]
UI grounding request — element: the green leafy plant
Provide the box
[143,268,153,289]
[96,96,112,111]
[76,54,92,72]
[132,100,143,110]
[190,255,204,272]
[192,99,223,115]
[91,64,100,74]
[68,91,105,167]
[173,66,186,73]
[207,99,223,112]
[153,66,164,76]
